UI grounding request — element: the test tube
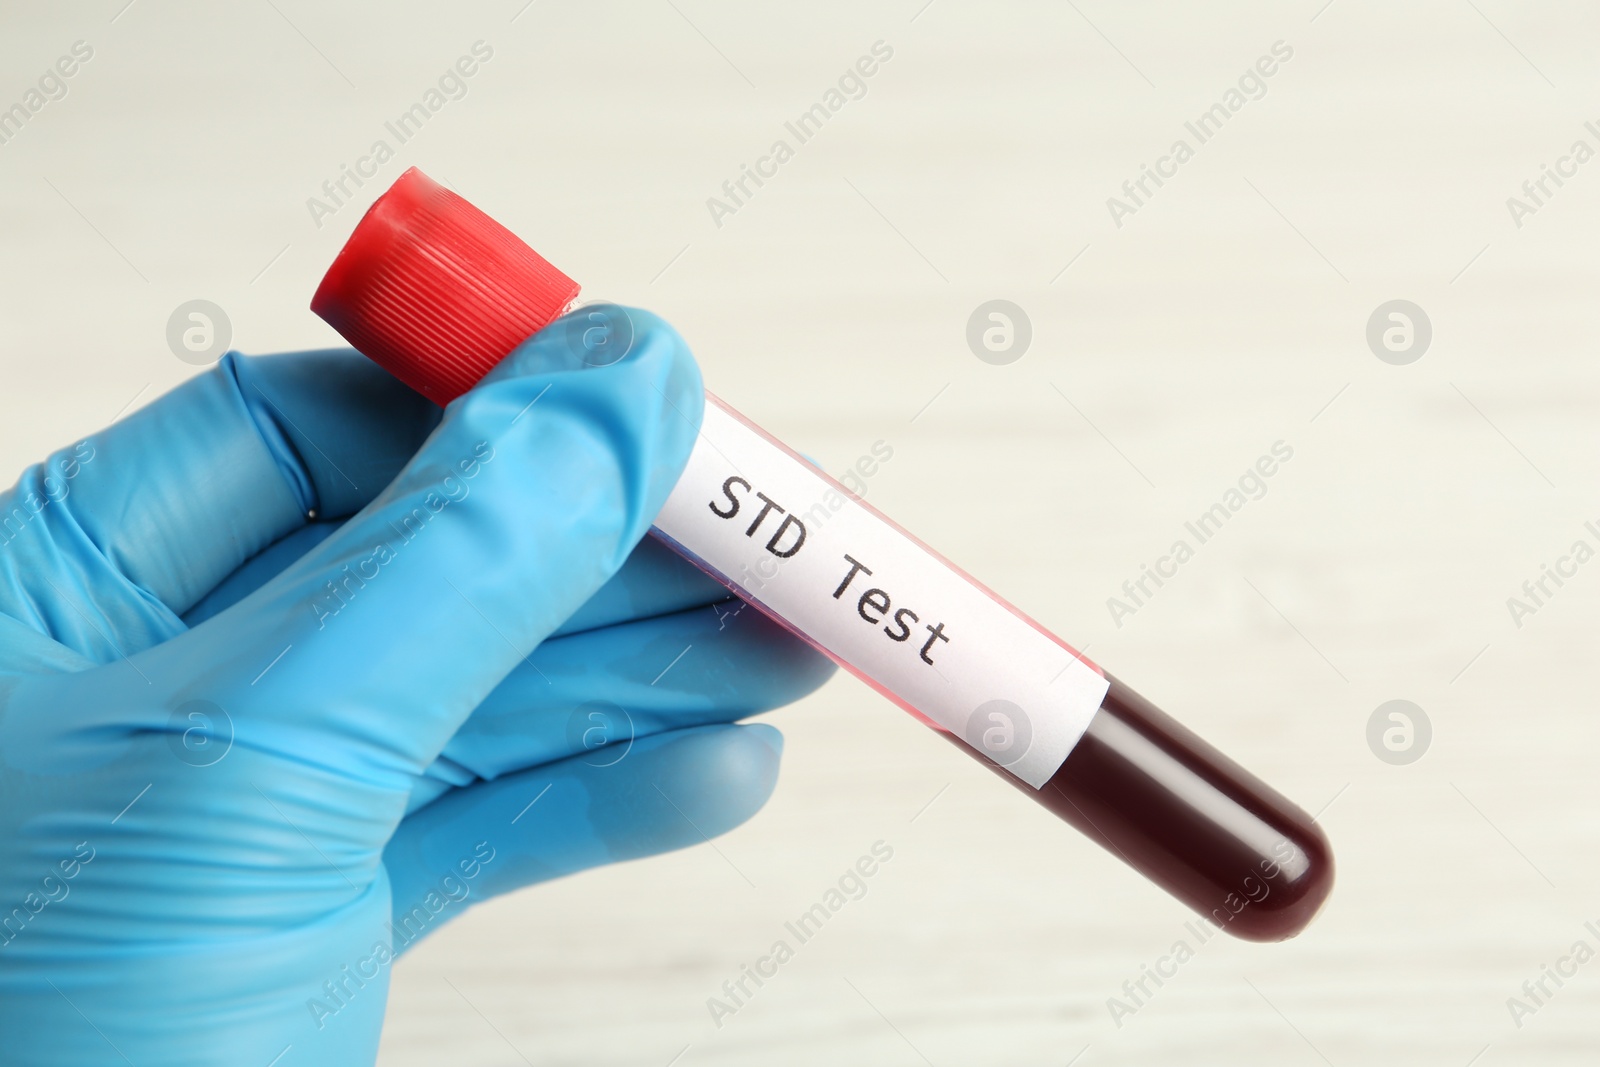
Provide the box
[311,168,1332,941]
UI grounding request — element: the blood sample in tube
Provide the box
[311,168,1333,941]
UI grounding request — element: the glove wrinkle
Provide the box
[224,353,318,519]
[0,457,186,661]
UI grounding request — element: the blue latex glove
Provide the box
[0,307,833,1065]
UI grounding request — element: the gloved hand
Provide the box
[0,307,833,1065]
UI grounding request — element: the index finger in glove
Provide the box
[139,306,703,782]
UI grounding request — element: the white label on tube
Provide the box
[652,397,1109,789]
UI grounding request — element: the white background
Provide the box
[4,1,1599,1063]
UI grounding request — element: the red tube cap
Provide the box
[310,167,581,406]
